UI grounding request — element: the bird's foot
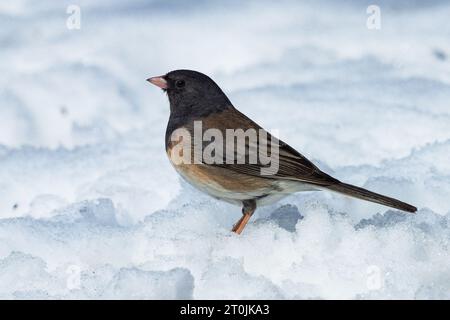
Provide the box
[232,213,252,234]
[231,200,256,235]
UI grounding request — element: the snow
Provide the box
[1,0,450,299]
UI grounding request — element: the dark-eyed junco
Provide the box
[147,70,417,234]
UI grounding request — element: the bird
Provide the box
[147,70,417,234]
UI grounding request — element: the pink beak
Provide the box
[146,76,168,89]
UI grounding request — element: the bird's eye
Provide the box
[175,80,185,88]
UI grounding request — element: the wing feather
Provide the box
[186,109,339,187]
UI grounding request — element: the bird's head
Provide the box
[147,69,232,117]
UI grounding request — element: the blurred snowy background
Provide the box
[1,0,450,299]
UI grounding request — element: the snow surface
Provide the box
[1,0,450,299]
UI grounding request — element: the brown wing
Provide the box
[190,108,340,187]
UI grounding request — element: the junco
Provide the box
[147,70,417,234]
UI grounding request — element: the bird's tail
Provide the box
[326,182,417,213]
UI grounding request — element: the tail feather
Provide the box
[326,182,417,213]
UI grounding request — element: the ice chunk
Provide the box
[196,258,283,299]
[102,267,194,299]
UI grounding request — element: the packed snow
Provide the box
[1,0,450,299]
